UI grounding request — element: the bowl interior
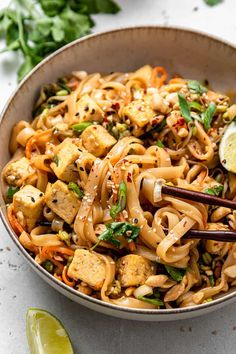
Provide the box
[1,26,236,318]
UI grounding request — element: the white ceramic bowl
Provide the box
[1,26,236,321]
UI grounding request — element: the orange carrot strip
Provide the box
[152,66,168,88]
[62,266,75,287]
[7,204,24,235]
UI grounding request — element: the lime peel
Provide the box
[219,122,236,173]
[26,308,74,354]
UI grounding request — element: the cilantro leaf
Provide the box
[164,265,185,282]
[203,102,217,131]
[7,186,19,199]
[205,185,223,196]
[98,222,140,248]
[178,93,192,123]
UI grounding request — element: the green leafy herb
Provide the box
[205,185,223,196]
[0,0,120,81]
[178,93,192,123]
[137,296,164,307]
[204,0,223,6]
[164,265,185,282]
[203,102,217,131]
[53,155,59,166]
[72,122,93,133]
[68,182,84,199]
[209,274,215,287]
[58,230,71,246]
[98,222,140,248]
[42,260,54,273]
[202,252,212,265]
[156,140,164,148]
[110,181,127,219]
[7,186,19,199]
[187,80,208,95]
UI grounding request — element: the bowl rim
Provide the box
[1,25,236,316]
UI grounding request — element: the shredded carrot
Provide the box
[152,66,168,88]
[168,78,186,85]
[7,204,24,235]
[25,136,37,159]
[62,266,75,287]
[41,246,74,258]
[54,273,62,281]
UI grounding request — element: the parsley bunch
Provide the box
[0,0,120,81]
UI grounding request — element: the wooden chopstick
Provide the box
[162,227,236,242]
[162,185,236,210]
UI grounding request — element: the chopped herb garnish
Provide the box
[202,252,212,265]
[187,80,208,95]
[68,182,84,199]
[72,122,93,133]
[164,265,185,282]
[110,181,127,219]
[98,222,140,248]
[137,296,164,307]
[53,155,59,166]
[203,102,217,131]
[58,230,71,246]
[188,101,204,112]
[156,140,164,148]
[42,260,54,273]
[7,186,19,199]
[205,185,223,196]
[204,0,223,6]
[209,274,215,287]
[178,93,192,123]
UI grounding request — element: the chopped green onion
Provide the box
[68,182,84,199]
[187,80,208,95]
[178,93,192,123]
[72,122,93,133]
[42,260,54,273]
[58,230,71,246]
[7,186,19,199]
[156,140,164,148]
[164,265,185,282]
[205,185,223,196]
[56,89,69,96]
[202,252,212,265]
[110,181,127,219]
[53,155,59,166]
[203,102,217,131]
[188,101,204,112]
[137,296,164,307]
[209,274,215,287]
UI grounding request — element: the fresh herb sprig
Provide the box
[205,185,223,196]
[164,265,185,282]
[0,0,120,81]
[95,222,140,249]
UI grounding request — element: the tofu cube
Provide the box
[116,255,155,287]
[13,185,44,231]
[45,180,80,224]
[80,125,116,157]
[76,94,104,122]
[51,138,81,182]
[4,157,35,186]
[68,249,106,290]
[122,97,155,128]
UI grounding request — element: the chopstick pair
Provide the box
[160,184,236,242]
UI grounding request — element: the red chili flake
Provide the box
[127,172,132,183]
[92,126,97,130]
[111,102,120,111]
[177,117,185,126]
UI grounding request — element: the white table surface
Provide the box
[1,0,236,353]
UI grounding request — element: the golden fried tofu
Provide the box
[45,181,80,224]
[76,94,104,122]
[68,249,106,290]
[116,255,155,287]
[13,185,44,231]
[4,157,35,186]
[80,125,116,157]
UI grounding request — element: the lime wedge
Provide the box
[219,121,236,173]
[26,308,74,354]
